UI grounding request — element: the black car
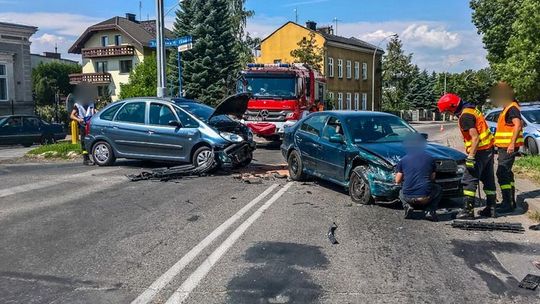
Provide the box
[0,115,66,146]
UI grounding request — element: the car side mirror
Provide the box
[421,133,428,140]
[329,134,345,144]
[168,120,183,128]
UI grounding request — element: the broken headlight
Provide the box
[220,132,244,143]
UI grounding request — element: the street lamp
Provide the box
[155,0,166,97]
[371,33,397,111]
[443,58,463,94]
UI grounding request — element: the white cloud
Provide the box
[359,30,397,43]
[246,15,288,38]
[0,12,101,37]
[401,24,461,50]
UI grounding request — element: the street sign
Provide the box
[149,36,192,48]
[178,43,193,52]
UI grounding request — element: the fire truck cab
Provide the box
[237,63,326,142]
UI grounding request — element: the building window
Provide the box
[101,36,109,47]
[120,60,133,74]
[337,92,343,110]
[96,61,108,73]
[328,91,334,103]
[114,35,122,46]
[362,93,368,110]
[273,59,282,64]
[354,93,360,110]
[346,60,352,79]
[337,59,343,79]
[354,62,360,80]
[0,64,7,101]
[327,57,334,77]
[362,62,368,80]
[346,93,352,109]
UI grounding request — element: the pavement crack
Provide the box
[0,271,122,291]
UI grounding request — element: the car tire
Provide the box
[287,150,306,181]
[349,166,374,205]
[21,143,32,147]
[40,134,55,145]
[92,141,116,166]
[192,146,214,167]
[527,137,539,155]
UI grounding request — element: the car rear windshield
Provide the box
[345,115,416,143]
[523,109,540,124]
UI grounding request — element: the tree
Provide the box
[495,0,540,100]
[405,68,436,109]
[433,68,495,105]
[381,35,415,111]
[32,62,81,106]
[119,54,157,99]
[290,30,324,71]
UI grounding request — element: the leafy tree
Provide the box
[381,35,415,111]
[119,54,157,99]
[290,30,324,71]
[405,68,436,109]
[434,68,495,105]
[32,62,81,106]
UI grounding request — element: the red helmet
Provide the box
[437,93,461,113]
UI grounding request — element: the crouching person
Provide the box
[395,134,442,222]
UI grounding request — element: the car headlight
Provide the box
[220,132,244,143]
[456,164,466,175]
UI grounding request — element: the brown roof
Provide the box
[68,16,173,54]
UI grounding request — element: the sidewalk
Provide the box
[516,178,540,215]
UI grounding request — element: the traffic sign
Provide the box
[178,43,193,52]
[149,36,192,48]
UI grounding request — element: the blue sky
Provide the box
[0,0,487,72]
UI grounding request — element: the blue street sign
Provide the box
[149,36,192,48]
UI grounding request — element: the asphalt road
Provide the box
[1,122,539,303]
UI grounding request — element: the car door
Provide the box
[22,117,43,143]
[146,102,195,161]
[485,111,500,135]
[295,114,327,172]
[0,116,22,145]
[109,101,150,156]
[318,116,348,181]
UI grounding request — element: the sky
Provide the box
[0,0,488,72]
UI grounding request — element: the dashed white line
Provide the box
[164,182,293,304]
[131,183,280,304]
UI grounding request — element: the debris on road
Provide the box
[518,274,540,290]
[327,222,339,245]
[232,164,289,184]
[450,220,525,233]
[128,159,216,182]
[532,261,540,270]
[529,224,540,231]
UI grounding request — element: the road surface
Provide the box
[0,122,539,303]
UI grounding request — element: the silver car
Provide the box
[85,94,255,167]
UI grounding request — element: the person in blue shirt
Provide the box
[395,134,442,221]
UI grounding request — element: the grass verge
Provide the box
[514,155,540,184]
[528,210,540,223]
[26,142,82,159]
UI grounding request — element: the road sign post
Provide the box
[149,36,192,97]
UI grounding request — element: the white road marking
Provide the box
[131,184,280,304]
[0,168,120,198]
[164,182,293,304]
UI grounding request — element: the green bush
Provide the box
[36,105,69,127]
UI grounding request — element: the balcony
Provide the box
[69,72,112,84]
[81,45,135,58]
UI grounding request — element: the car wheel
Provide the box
[527,137,539,155]
[21,143,32,147]
[92,141,116,166]
[349,166,373,205]
[192,146,214,167]
[288,150,306,181]
[40,134,55,145]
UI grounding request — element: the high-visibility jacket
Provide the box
[459,107,494,153]
[495,101,524,148]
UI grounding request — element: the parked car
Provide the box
[0,115,65,147]
[85,93,255,167]
[281,111,467,203]
[485,102,540,155]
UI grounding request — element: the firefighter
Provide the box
[491,82,524,213]
[70,84,96,166]
[437,93,497,219]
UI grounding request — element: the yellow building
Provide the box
[68,14,171,101]
[257,21,383,111]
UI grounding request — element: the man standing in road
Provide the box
[395,134,441,222]
[70,83,96,166]
[437,93,497,219]
[491,82,524,213]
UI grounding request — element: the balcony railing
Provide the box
[69,73,112,84]
[81,45,135,58]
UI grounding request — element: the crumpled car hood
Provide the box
[209,93,251,120]
[356,141,467,166]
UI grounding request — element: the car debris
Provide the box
[532,261,540,270]
[128,158,216,182]
[327,222,339,245]
[518,274,540,290]
[450,220,525,233]
[529,224,540,231]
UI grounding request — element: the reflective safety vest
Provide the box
[459,107,494,153]
[75,102,95,125]
[494,101,524,148]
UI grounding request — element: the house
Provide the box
[0,22,38,115]
[31,52,79,68]
[68,13,171,101]
[256,21,384,111]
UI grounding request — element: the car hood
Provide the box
[209,93,251,120]
[356,141,467,166]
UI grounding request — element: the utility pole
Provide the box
[155,0,166,97]
[443,58,463,94]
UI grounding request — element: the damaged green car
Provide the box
[281,111,467,203]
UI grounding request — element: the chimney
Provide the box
[126,13,137,22]
[306,21,317,31]
[317,26,334,35]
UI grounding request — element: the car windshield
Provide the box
[345,115,417,143]
[0,116,7,125]
[238,74,296,99]
[523,109,540,124]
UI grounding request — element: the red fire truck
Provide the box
[237,63,326,141]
